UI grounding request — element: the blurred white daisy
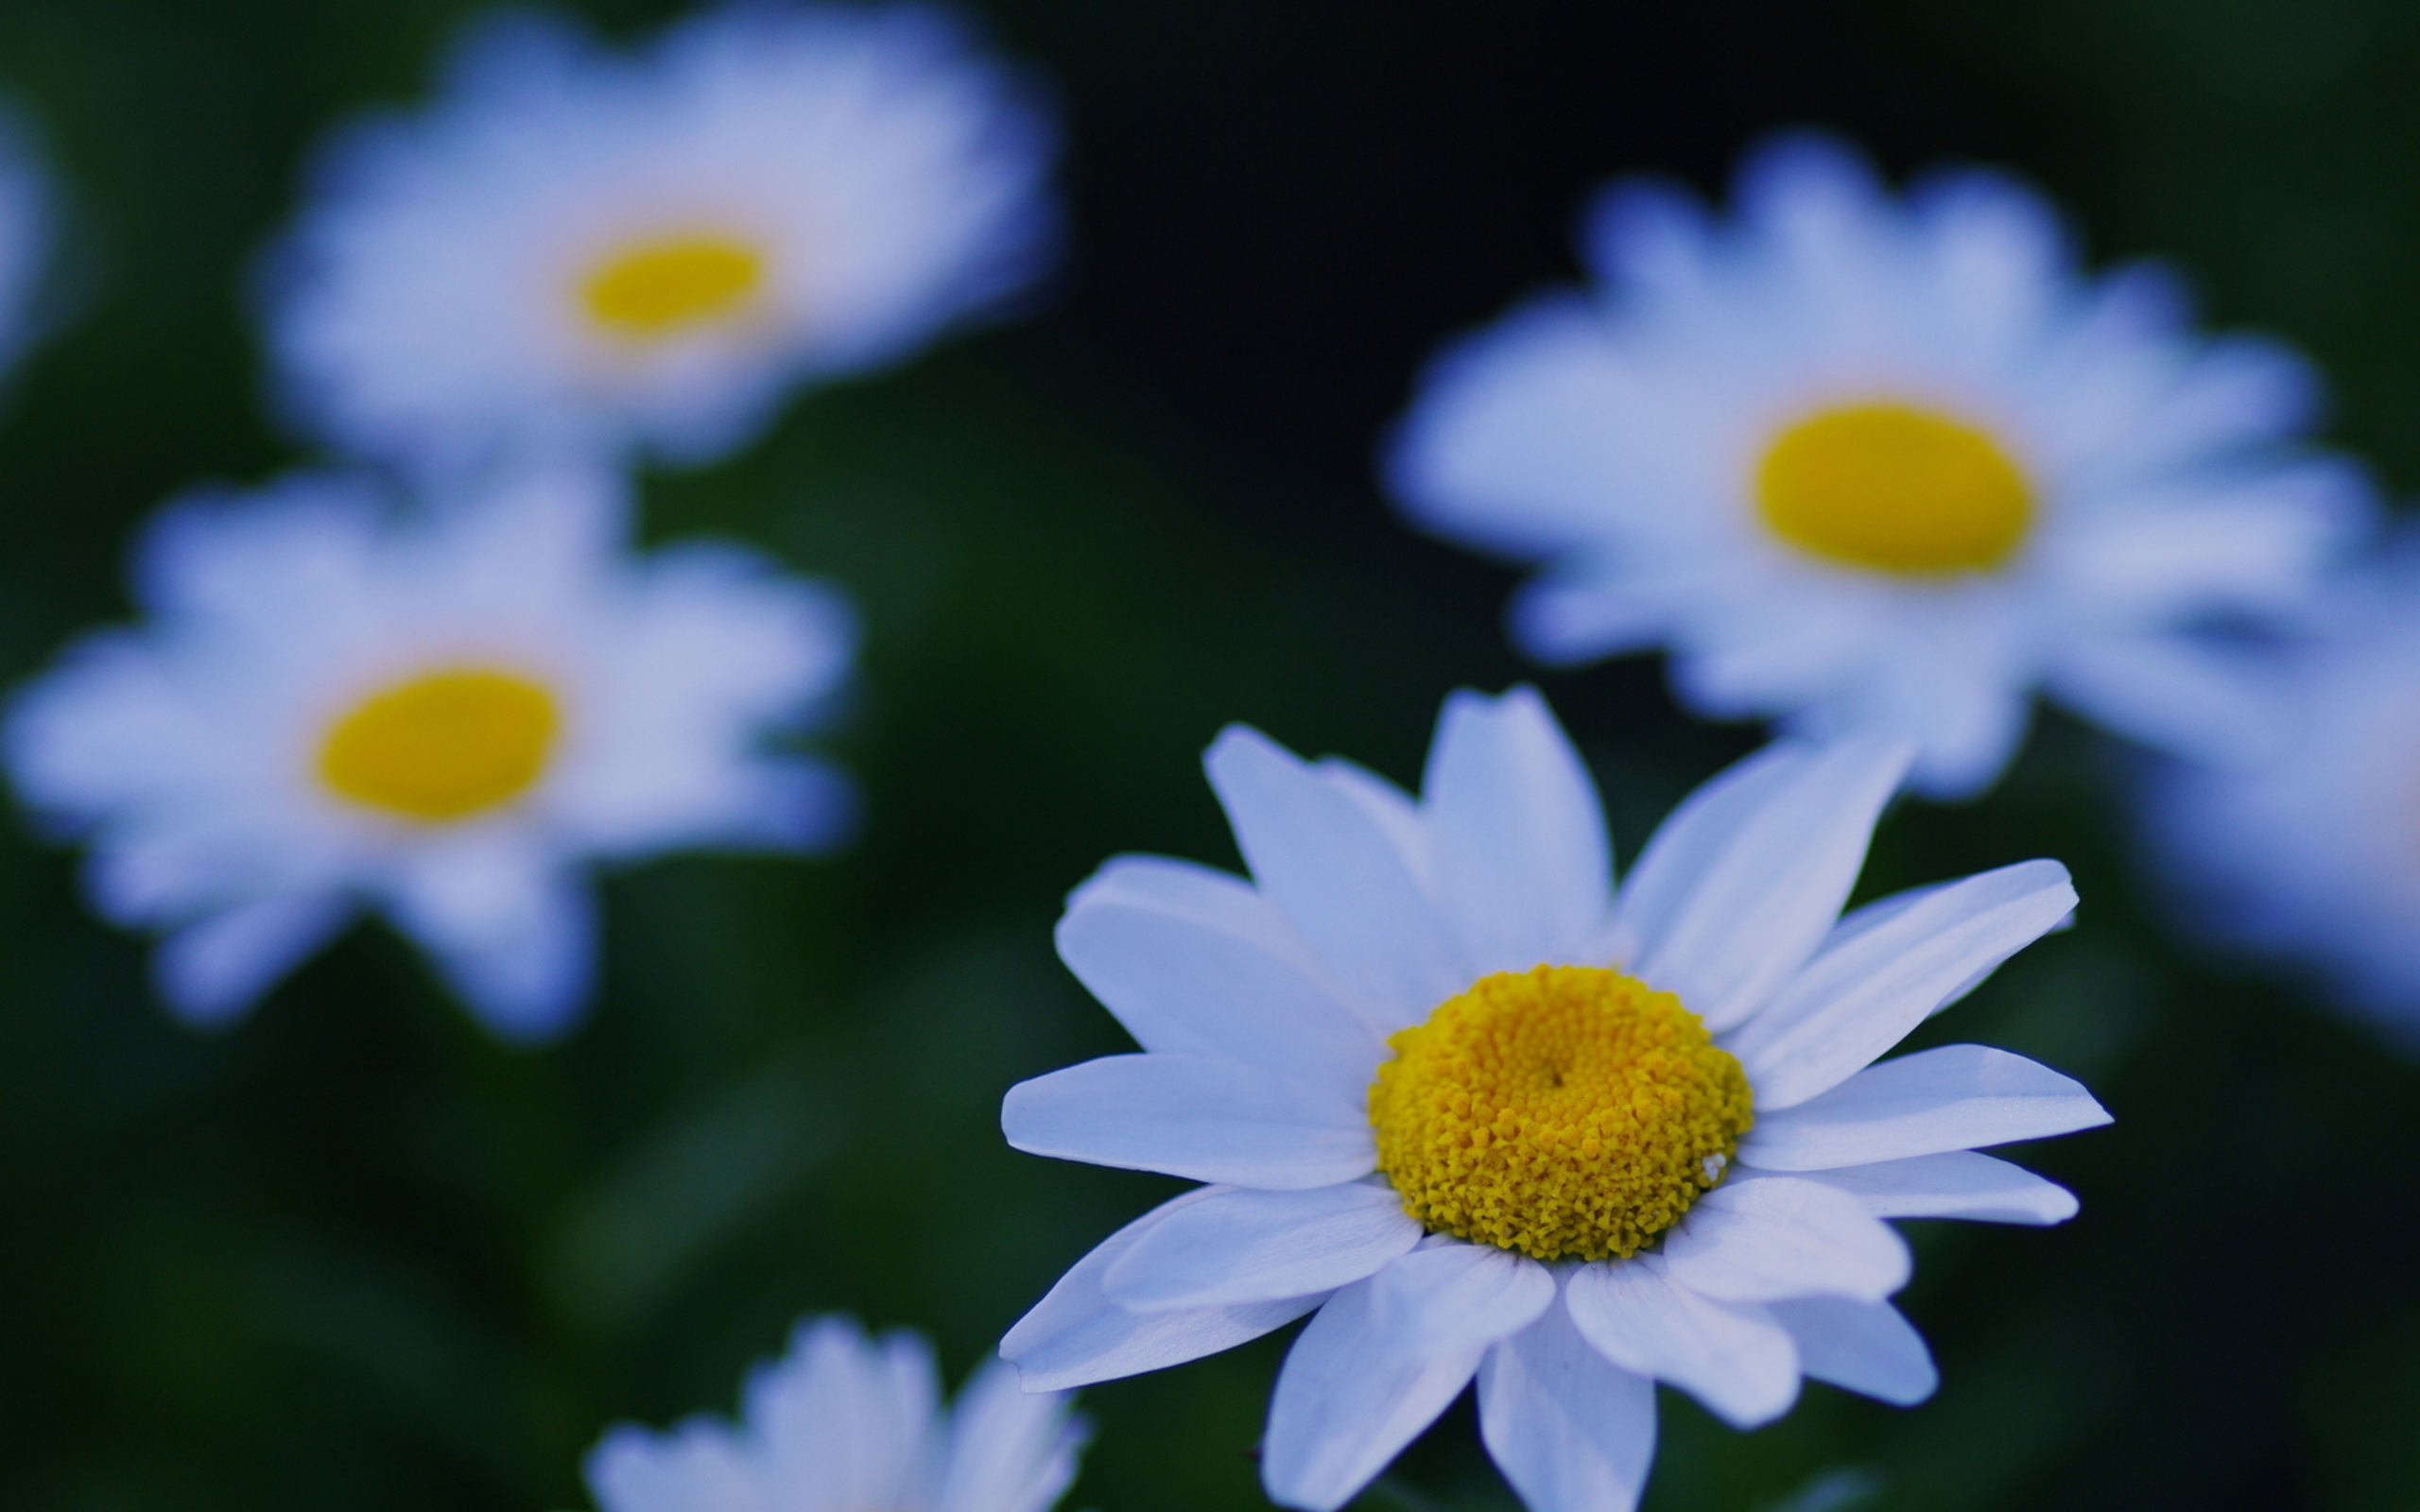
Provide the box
[2139,543,2420,1047]
[262,1,1055,473]
[1001,687,2107,1512]
[589,1314,1088,1512]
[1391,133,2372,799]
[7,463,856,1041]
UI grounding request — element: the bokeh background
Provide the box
[0,0,2413,1507]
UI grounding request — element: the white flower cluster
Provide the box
[6,2,1055,1041]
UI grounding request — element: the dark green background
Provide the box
[0,0,2410,1507]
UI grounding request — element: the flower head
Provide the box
[6,463,856,1041]
[589,1314,1088,1512]
[1390,132,2373,799]
[1001,686,2107,1512]
[2139,541,2420,1046]
[262,2,1055,472]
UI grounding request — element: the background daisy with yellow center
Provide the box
[1391,132,2374,798]
[587,1314,1086,1512]
[261,1,1056,473]
[5,464,856,1040]
[1000,686,2106,1512]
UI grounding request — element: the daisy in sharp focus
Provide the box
[1000,686,2108,1512]
[1390,132,2373,799]
[2139,541,2420,1050]
[588,1314,1088,1512]
[262,1,1054,474]
[6,463,856,1042]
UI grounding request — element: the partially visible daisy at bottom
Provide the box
[589,1314,1088,1512]
[2137,541,2420,1049]
[1000,686,2109,1511]
[6,462,855,1042]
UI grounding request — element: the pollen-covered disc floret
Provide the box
[1370,963,1754,1262]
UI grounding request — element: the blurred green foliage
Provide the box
[0,0,2412,1508]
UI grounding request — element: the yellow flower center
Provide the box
[579,232,767,340]
[1754,402,2032,576]
[318,668,561,823]
[1369,965,1753,1263]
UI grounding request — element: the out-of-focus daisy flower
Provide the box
[2139,545,2420,1046]
[262,2,1054,473]
[7,463,855,1041]
[1001,687,2106,1512]
[1391,133,2371,799]
[589,1314,1088,1512]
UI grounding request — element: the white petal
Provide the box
[1476,1304,1657,1512]
[1792,1150,2077,1225]
[585,1418,769,1512]
[1205,725,1467,1028]
[746,1315,937,1510]
[1660,1177,1910,1304]
[153,892,353,1028]
[2048,632,2286,767]
[383,834,597,1042]
[1739,1045,2111,1171]
[1000,1188,1325,1392]
[1725,860,2077,1109]
[1103,1182,1424,1311]
[1564,1257,1799,1427]
[1056,861,1383,1091]
[1616,738,1910,1031]
[1262,1246,1555,1512]
[1001,1054,1374,1189]
[1421,686,1615,976]
[1765,1296,1937,1406]
[932,1359,1087,1512]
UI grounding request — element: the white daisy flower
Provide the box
[1390,133,2372,799]
[1000,686,2108,1512]
[2138,543,2420,1047]
[6,462,856,1041]
[261,1,1054,473]
[588,1314,1088,1512]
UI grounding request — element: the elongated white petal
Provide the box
[1564,1256,1800,1427]
[1661,1177,1910,1304]
[1001,1188,1326,1392]
[1206,725,1467,1028]
[1262,1246,1555,1512]
[931,1360,1086,1512]
[154,892,353,1027]
[585,1418,760,1512]
[1421,686,1614,976]
[1616,738,1910,1031]
[1476,1304,1658,1512]
[1727,860,2077,1108]
[1790,1150,2077,1225]
[1766,1295,1937,1405]
[1103,1182,1424,1311]
[746,1316,937,1509]
[389,842,596,1043]
[1740,1045,2111,1171]
[1001,1054,1373,1189]
[1057,862,1383,1092]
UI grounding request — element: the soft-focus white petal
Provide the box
[586,1418,768,1512]
[1792,1150,2077,1225]
[1056,860,1383,1091]
[1660,1177,1910,1304]
[1616,738,1910,1031]
[1726,860,2077,1108]
[1001,1188,1325,1392]
[1766,1296,1937,1406]
[1564,1257,1800,1427]
[1739,1045,2111,1171]
[1477,1303,1658,1512]
[1000,1054,1374,1189]
[388,841,596,1043]
[1103,1182,1422,1312]
[153,892,353,1028]
[746,1316,937,1511]
[931,1359,1087,1512]
[1262,1246,1555,1512]
[1421,686,1614,975]
[1205,725,1467,1028]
